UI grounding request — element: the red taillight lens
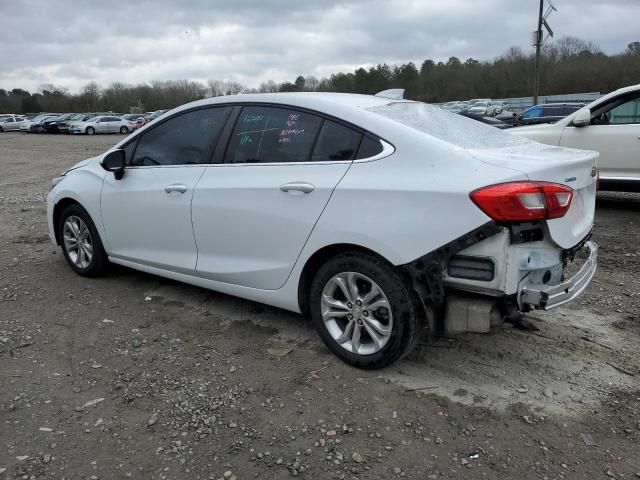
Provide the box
[470,182,573,222]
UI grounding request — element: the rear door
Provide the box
[560,92,640,179]
[103,116,119,133]
[192,105,363,289]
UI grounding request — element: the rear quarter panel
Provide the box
[300,131,528,266]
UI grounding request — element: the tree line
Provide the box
[1,37,639,114]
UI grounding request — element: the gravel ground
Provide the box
[1,132,639,479]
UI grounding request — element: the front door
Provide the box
[192,105,364,290]
[100,106,232,271]
[560,91,640,179]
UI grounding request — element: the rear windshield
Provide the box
[366,101,529,149]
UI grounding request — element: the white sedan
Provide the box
[70,115,135,135]
[47,91,598,368]
[0,115,25,132]
[510,84,640,191]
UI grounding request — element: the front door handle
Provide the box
[164,184,188,194]
[280,182,315,194]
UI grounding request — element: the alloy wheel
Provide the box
[63,215,93,269]
[321,272,393,355]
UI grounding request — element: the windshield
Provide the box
[366,101,529,150]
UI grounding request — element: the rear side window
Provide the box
[311,121,362,162]
[131,107,231,166]
[356,136,383,159]
[225,106,322,163]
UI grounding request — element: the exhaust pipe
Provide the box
[444,295,503,335]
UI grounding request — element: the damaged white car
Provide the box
[47,90,598,369]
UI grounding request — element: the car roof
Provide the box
[537,103,585,107]
[182,92,401,111]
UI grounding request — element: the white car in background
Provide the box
[492,102,506,115]
[467,100,495,116]
[511,84,640,191]
[47,91,598,369]
[20,114,60,132]
[0,115,25,132]
[70,115,134,135]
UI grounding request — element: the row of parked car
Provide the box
[438,98,587,129]
[0,110,169,135]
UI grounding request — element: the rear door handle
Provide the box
[280,182,315,194]
[164,184,188,194]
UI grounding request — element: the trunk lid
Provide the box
[468,143,598,249]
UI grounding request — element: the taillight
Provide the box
[470,181,573,222]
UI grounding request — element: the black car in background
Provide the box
[43,114,74,133]
[459,111,513,129]
[26,114,61,133]
[503,103,585,126]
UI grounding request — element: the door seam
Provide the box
[192,166,209,271]
[276,161,356,290]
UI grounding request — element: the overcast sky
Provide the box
[0,0,638,93]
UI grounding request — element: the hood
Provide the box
[63,157,95,174]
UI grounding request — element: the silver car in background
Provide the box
[0,115,25,132]
[70,115,134,135]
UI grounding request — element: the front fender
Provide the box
[47,164,108,251]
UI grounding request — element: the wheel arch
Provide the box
[297,243,397,316]
[52,197,85,245]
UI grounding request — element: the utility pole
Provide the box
[533,0,556,105]
[533,0,543,105]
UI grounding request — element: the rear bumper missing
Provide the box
[519,241,597,310]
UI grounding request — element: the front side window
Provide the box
[604,97,640,125]
[591,93,640,125]
[225,106,322,164]
[522,106,543,119]
[131,107,231,166]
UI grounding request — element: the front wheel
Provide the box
[119,126,129,134]
[59,204,108,277]
[310,252,424,369]
[86,126,95,135]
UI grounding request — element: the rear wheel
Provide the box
[86,126,95,135]
[58,204,108,277]
[310,252,424,369]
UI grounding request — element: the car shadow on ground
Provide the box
[596,191,640,211]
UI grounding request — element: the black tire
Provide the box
[58,203,109,277]
[86,126,95,135]
[310,251,424,369]
[119,126,129,134]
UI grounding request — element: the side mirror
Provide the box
[572,108,591,127]
[101,149,126,180]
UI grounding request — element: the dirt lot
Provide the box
[1,132,639,479]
